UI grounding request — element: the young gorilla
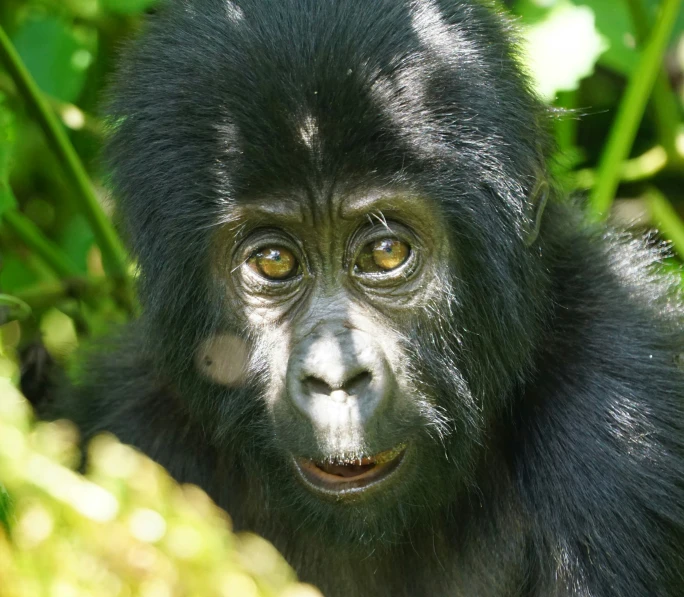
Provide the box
[55,0,684,595]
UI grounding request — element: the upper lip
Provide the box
[293,444,408,497]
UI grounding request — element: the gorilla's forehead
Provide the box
[111,0,541,239]
[164,0,518,195]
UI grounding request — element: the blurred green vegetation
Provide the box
[0,0,682,594]
[0,380,321,597]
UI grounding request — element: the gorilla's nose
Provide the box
[288,329,389,424]
[302,370,373,401]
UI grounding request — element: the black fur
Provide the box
[51,1,684,595]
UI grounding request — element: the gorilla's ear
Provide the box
[524,178,549,247]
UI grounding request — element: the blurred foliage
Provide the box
[0,0,682,593]
[0,375,321,597]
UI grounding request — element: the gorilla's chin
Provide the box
[292,444,409,499]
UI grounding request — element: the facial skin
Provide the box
[212,190,452,500]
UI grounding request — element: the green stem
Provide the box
[554,91,579,155]
[3,209,81,279]
[574,145,669,189]
[0,74,103,137]
[647,187,684,258]
[624,0,683,165]
[0,24,129,282]
[15,277,111,312]
[0,294,32,324]
[589,0,682,219]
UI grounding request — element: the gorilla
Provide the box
[52,0,684,595]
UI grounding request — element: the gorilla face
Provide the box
[213,190,454,503]
[195,180,548,546]
[107,0,551,541]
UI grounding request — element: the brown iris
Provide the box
[248,247,298,280]
[355,238,410,274]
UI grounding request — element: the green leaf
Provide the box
[588,0,682,217]
[515,0,684,76]
[101,0,159,16]
[0,484,11,535]
[0,294,32,325]
[0,255,42,293]
[577,0,684,75]
[0,101,17,217]
[11,17,96,103]
[647,188,684,258]
[58,214,95,273]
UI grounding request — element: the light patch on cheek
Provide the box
[195,334,250,386]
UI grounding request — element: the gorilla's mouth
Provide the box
[294,444,408,496]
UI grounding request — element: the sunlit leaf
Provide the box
[522,0,608,102]
[12,17,96,103]
[517,0,684,76]
[40,308,78,359]
[0,391,321,596]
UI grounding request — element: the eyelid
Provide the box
[248,246,299,280]
[237,229,305,262]
[349,221,415,257]
[231,229,309,293]
[349,227,418,285]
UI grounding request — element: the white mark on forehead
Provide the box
[225,0,245,24]
[370,67,445,157]
[299,114,319,150]
[410,0,476,63]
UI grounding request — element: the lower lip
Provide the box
[292,445,408,498]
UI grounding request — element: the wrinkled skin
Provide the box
[50,1,684,596]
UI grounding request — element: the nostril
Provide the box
[301,371,373,398]
[303,376,334,397]
[342,371,372,396]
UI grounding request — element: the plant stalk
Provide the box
[589,0,682,218]
[0,24,131,293]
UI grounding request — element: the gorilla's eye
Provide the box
[355,239,410,274]
[248,247,299,280]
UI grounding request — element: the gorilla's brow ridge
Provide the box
[233,202,305,225]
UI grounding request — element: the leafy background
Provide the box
[0,0,682,594]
